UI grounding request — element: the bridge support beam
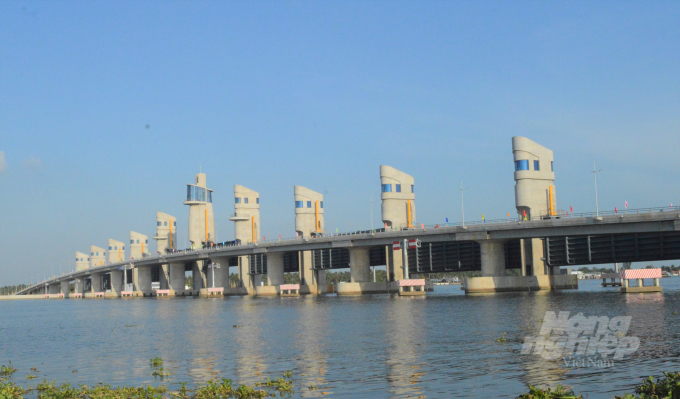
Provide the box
[90,273,103,296]
[350,248,371,283]
[168,263,186,295]
[479,240,507,277]
[60,281,70,297]
[237,256,258,295]
[526,238,546,276]
[136,266,152,296]
[267,252,284,286]
[298,251,324,295]
[74,278,84,294]
[387,246,404,281]
[109,270,123,297]
[48,283,60,294]
[160,265,170,290]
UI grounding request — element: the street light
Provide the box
[208,262,220,288]
[592,162,603,217]
[460,182,470,227]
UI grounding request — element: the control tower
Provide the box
[380,165,415,229]
[184,172,215,247]
[75,252,89,271]
[294,186,324,237]
[229,185,261,291]
[294,186,325,290]
[108,239,125,263]
[512,136,556,220]
[512,136,556,277]
[129,231,149,259]
[153,212,177,254]
[90,246,105,267]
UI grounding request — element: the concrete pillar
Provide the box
[654,278,660,287]
[478,240,506,277]
[48,284,60,294]
[136,266,152,295]
[168,263,186,294]
[267,252,285,286]
[110,270,123,295]
[206,262,222,289]
[300,251,315,286]
[387,247,404,281]
[238,256,252,290]
[61,281,70,296]
[526,238,546,276]
[350,248,371,283]
[623,279,629,288]
[317,269,327,287]
[91,273,103,292]
[637,278,643,288]
[160,265,170,289]
[74,278,84,294]
[192,262,205,293]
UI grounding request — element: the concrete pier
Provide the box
[60,281,70,297]
[168,263,186,295]
[136,266,152,296]
[479,240,506,277]
[267,252,284,286]
[109,270,123,297]
[350,248,371,283]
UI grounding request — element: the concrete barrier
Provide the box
[255,286,279,296]
[71,293,83,298]
[620,268,662,293]
[464,275,578,294]
[399,279,426,296]
[94,292,105,298]
[336,281,398,295]
[156,289,171,297]
[280,284,300,297]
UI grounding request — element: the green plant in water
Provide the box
[25,374,36,380]
[152,368,173,379]
[308,384,317,391]
[614,371,680,399]
[0,362,17,377]
[515,385,581,398]
[150,357,163,367]
[0,380,26,398]
[283,370,293,378]
[496,332,508,343]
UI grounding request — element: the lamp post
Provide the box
[208,262,220,288]
[592,162,603,217]
[460,183,470,227]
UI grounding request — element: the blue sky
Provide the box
[1,1,678,284]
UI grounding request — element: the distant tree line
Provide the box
[0,285,28,295]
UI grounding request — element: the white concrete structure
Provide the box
[294,186,324,237]
[294,186,326,292]
[229,185,260,244]
[90,246,106,268]
[512,136,556,220]
[153,212,176,254]
[184,172,215,247]
[512,137,556,277]
[228,185,261,293]
[129,231,149,259]
[380,165,415,229]
[107,239,125,264]
[75,251,89,271]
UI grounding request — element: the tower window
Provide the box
[256,198,260,204]
[411,185,414,193]
[396,184,401,193]
[145,239,148,244]
[164,221,168,226]
[295,201,304,208]
[114,246,117,250]
[173,221,176,227]
[157,221,161,226]
[244,198,249,204]
[534,160,540,171]
[136,240,140,244]
[551,161,554,172]
[235,197,241,204]
[515,160,529,171]
[109,246,112,250]
[307,201,312,208]
[130,240,134,244]
[381,184,392,193]
[320,201,323,208]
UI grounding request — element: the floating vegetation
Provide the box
[152,368,173,379]
[496,332,508,343]
[30,367,38,372]
[26,374,37,380]
[125,324,138,328]
[0,373,295,399]
[232,325,242,328]
[283,370,293,378]
[515,384,581,398]
[308,384,317,390]
[615,371,680,399]
[150,357,163,367]
[0,362,17,377]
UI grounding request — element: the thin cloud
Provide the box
[0,151,6,173]
[23,156,42,172]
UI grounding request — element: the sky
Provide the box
[0,1,678,285]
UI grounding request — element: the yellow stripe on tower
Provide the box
[407,199,412,228]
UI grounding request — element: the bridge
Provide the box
[12,137,680,297]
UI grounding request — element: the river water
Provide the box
[2,278,680,398]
